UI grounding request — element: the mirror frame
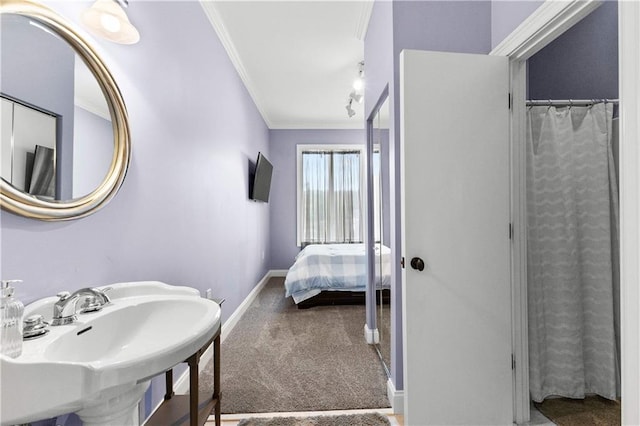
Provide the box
[366,86,391,374]
[0,0,130,221]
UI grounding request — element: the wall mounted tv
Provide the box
[250,152,273,202]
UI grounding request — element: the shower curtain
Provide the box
[526,103,620,402]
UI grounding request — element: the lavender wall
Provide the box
[72,107,112,198]
[393,1,492,55]
[268,129,366,270]
[1,0,270,421]
[528,1,618,100]
[491,1,544,50]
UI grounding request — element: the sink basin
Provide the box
[0,281,221,426]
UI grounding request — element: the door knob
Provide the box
[410,257,425,271]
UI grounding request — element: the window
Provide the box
[296,145,365,246]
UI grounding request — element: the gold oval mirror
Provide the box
[0,0,130,220]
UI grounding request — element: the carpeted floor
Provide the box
[199,277,390,414]
[375,303,391,371]
[237,413,391,426]
[534,396,621,426]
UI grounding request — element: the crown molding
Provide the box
[355,0,374,41]
[199,1,273,128]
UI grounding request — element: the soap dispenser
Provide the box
[0,280,24,358]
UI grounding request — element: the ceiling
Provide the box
[199,1,373,130]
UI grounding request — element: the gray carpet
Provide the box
[237,413,391,426]
[199,277,390,414]
[375,303,391,371]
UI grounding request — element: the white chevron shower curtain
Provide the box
[526,103,620,402]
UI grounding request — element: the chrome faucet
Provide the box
[51,287,111,326]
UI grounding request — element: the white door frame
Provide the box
[491,0,640,424]
[618,3,640,423]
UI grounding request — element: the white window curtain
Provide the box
[300,150,362,244]
[373,149,381,243]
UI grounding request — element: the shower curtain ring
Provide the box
[547,99,552,110]
[568,99,573,109]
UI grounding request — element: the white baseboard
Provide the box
[387,378,404,414]
[270,269,288,277]
[364,324,380,344]
[173,270,278,395]
[220,271,275,343]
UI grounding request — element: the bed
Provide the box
[284,243,391,308]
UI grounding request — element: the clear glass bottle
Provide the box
[0,280,24,358]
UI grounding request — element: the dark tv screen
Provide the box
[251,152,273,202]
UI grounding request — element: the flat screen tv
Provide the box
[250,152,273,202]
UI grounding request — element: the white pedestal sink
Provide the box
[0,281,221,426]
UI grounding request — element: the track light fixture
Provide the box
[345,61,364,118]
[82,0,140,44]
[349,91,363,104]
[346,99,356,118]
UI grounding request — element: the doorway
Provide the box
[525,3,620,423]
[491,0,639,423]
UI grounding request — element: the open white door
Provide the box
[400,50,512,425]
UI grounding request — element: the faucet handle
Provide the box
[92,287,111,304]
[23,314,49,339]
[56,291,71,301]
[24,314,45,327]
[79,296,103,314]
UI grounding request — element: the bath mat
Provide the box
[237,412,391,426]
[534,396,621,426]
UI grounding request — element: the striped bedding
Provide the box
[284,243,391,304]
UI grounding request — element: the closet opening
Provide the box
[524,1,620,424]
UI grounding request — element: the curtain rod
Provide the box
[526,98,619,107]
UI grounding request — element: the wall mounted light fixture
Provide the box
[81,0,140,45]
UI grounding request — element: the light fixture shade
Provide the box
[82,0,140,45]
[346,102,356,118]
[353,61,365,91]
[352,77,364,91]
[349,91,363,103]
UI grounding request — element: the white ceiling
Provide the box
[199,1,373,130]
